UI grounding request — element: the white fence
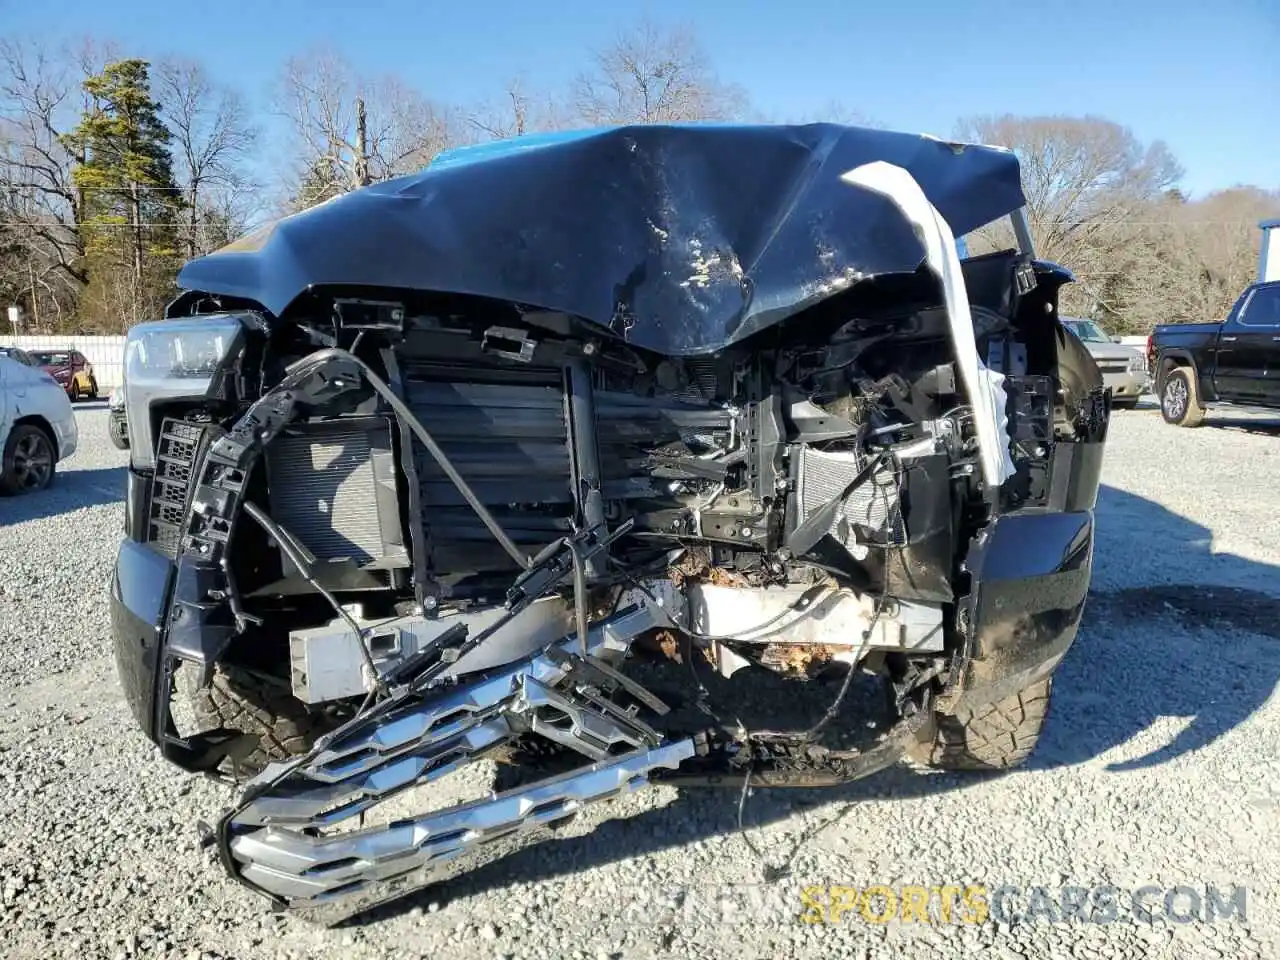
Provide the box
[0,334,127,391]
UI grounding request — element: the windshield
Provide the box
[31,351,71,366]
[1064,320,1110,344]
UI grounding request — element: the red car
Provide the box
[30,349,99,401]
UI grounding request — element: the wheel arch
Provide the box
[1155,349,1203,398]
[12,414,59,458]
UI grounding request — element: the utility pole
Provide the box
[353,97,372,189]
[28,262,40,331]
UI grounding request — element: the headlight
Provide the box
[123,315,244,470]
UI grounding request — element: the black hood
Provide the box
[179,123,1025,356]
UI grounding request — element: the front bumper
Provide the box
[110,510,1096,922]
[110,538,251,770]
[110,539,173,741]
[1102,369,1148,400]
[945,509,1094,713]
[111,507,1098,758]
[51,411,78,462]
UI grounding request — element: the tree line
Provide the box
[3,21,1276,335]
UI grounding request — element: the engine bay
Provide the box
[136,247,1100,732]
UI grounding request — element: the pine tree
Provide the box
[62,59,184,325]
[290,156,347,213]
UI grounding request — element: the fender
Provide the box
[1154,348,1213,402]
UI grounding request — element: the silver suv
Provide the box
[1062,317,1149,408]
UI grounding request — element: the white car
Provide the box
[0,354,79,494]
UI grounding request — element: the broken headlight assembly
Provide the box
[122,315,245,470]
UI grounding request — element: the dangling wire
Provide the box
[733,453,904,879]
[242,501,390,700]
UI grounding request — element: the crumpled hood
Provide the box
[178,123,1026,356]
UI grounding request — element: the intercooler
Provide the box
[263,416,409,582]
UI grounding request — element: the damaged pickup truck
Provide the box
[110,123,1109,922]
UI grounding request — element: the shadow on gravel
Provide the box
[0,466,126,527]
[1033,483,1280,774]
[1198,417,1280,437]
[347,481,1280,926]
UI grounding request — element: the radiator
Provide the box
[400,364,734,580]
[264,416,408,577]
[794,446,905,561]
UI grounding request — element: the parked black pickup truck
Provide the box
[1152,280,1280,426]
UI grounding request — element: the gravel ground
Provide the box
[1,400,1279,960]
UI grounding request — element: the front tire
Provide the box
[1160,367,1205,427]
[108,414,129,450]
[911,677,1053,771]
[188,664,342,776]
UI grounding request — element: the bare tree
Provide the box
[467,77,569,140]
[756,100,881,128]
[955,114,1183,322]
[368,73,460,175]
[1152,187,1280,325]
[156,57,257,259]
[0,38,140,330]
[470,80,531,140]
[957,114,1182,254]
[0,38,88,320]
[277,47,456,210]
[572,20,748,125]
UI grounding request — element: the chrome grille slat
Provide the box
[220,602,691,924]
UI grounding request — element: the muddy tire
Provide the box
[188,664,340,775]
[912,677,1053,771]
[1159,367,1205,427]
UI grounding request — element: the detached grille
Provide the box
[148,419,207,558]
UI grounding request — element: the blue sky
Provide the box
[7,0,1277,198]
